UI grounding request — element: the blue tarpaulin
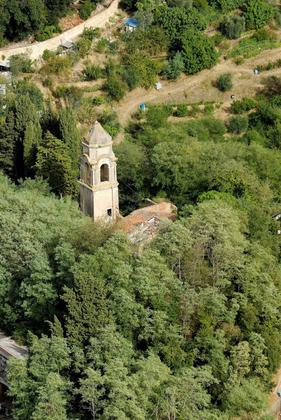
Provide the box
[124,18,139,28]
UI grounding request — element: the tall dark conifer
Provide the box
[0,112,16,178]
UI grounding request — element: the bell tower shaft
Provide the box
[79,121,119,222]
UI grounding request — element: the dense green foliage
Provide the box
[0,80,80,196]
[244,0,274,30]
[82,64,104,81]
[227,115,248,134]
[163,52,185,80]
[178,30,218,74]
[216,73,233,91]
[154,5,208,44]
[79,0,96,20]
[0,0,277,46]
[220,15,245,39]
[0,76,280,417]
[0,175,83,333]
[0,0,101,43]
[117,84,281,218]
[2,157,280,418]
[1,0,281,418]
[115,0,278,91]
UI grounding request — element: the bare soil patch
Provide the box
[59,14,83,32]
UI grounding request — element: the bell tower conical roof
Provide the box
[85,121,112,146]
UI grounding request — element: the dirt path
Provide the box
[0,0,120,60]
[115,47,281,126]
[268,368,281,419]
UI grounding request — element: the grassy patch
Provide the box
[256,58,281,72]
[228,37,280,59]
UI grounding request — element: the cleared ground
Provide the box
[114,47,281,126]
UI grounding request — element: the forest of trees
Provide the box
[1,0,281,418]
[1,76,281,417]
[0,0,101,43]
[2,162,281,418]
[0,80,80,195]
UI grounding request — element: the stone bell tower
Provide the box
[79,121,119,222]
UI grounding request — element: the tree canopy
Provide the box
[1,0,281,418]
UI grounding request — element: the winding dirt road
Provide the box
[114,47,281,126]
[0,0,120,60]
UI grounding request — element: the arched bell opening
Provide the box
[100,163,109,182]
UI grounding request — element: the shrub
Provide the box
[252,28,277,42]
[82,64,104,81]
[41,55,73,75]
[154,5,208,43]
[271,95,281,107]
[35,25,58,41]
[76,38,92,58]
[92,96,105,106]
[79,1,95,20]
[220,15,245,39]
[99,110,120,137]
[244,0,274,30]
[163,52,185,80]
[204,103,214,115]
[216,73,233,92]
[105,75,127,101]
[179,30,218,75]
[82,27,101,41]
[145,106,171,129]
[202,117,226,139]
[122,52,160,89]
[9,54,33,75]
[274,9,281,28]
[211,33,225,47]
[107,41,118,56]
[125,26,168,56]
[174,104,188,117]
[42,78,54,89]
[54,85,83,107]
[185,117,226,141]
[42,49,56,61]
[122,67,141,90]
[242,129,265,145]
[234,57,244,65]
[227,115,248,134]
[190,103,199,116]
[209,0,243,12]
[231,98,257,114]
[14,80,44,110]
[95,38,110,53]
